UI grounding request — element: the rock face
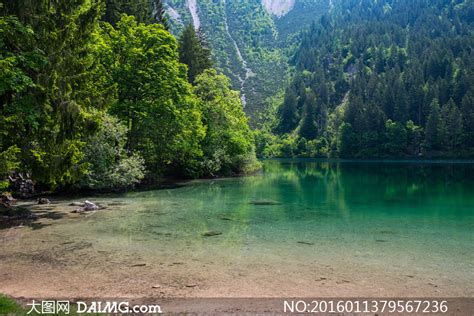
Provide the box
[186,0,200,29]
[261,0,295,17]
[167,6,182,23]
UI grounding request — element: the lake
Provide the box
[0,159,473,298]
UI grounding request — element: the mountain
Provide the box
[267,0,474,158]
[164,0,330,125]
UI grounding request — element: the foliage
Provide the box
[270,0,474,158]
[100,15,205,178]
[1,0,260,193]
[194,69,260,176]
[0,145,19,189]
[165,0,329,125]
[178,23,213,83]
[1,0,106,188]
[79,114,145,190]
[104,0,168,28]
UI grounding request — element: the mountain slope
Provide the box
[164,0,329,125]
[269,0,474,158]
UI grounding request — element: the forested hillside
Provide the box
[164,0,329,124]
[260,0,474,158]
[0,0,258,194]
[1,0,473,197]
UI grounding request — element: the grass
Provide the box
[0,295,23,315]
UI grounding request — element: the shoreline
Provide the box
[0,197,472,301]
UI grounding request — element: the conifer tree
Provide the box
[151,0,169,29]
[299,90,318,140]
[277,88,299,134]
[424,99,443,151]
[461,90,474,148]
[178,24,213,83]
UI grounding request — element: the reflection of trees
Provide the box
[100,161,474,253]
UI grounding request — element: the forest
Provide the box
[0,0,259,194]
[258,0,474,159]
[1,0,473,196]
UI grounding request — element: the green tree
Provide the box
[101,16,205,177]
[384,120,407,156]
[337,122,357,157]
[0,146,19,190]
[276,88,299,134]
[151,0,169,29]
[1,0,105,188]
[299,90,318,140]
[178,24,213,83]
[104,0,151,25]
[461,90,474,148]
[441,99,463,151]
[194,69,259,176]
[104,0,169,28]
[79,113,145,190]
[424,99,443,151]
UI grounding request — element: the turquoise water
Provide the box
[2,159,473,297]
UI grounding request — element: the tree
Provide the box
[299,90,318,140]
[102,16,205,177]
[104,0,151,25]
[0,146,19,190]
[461,90,474,148]
[441,99,463,151]
[194,69,258,176]
[150,0,169,29]
[424,99,443,151]
[384,120,407,156]
[79,114,145,190]
[276,88,299,134]
[337,122,357,157]
[103,0,169,28]
[1,0,106,188]
[178,24,213,83]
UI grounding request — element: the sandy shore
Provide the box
[0,201,472,307]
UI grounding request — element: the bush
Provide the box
[79,114,145,190]
[0,146,20,190]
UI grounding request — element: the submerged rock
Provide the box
[249,200,282,206]
[218,216,233,221]
[297,241,315,245]
[202,231,222,237]
[84,200,99,211]
[72,200,104,213]
[37,198,51,205]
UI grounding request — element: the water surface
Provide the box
[1,160,473,297]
